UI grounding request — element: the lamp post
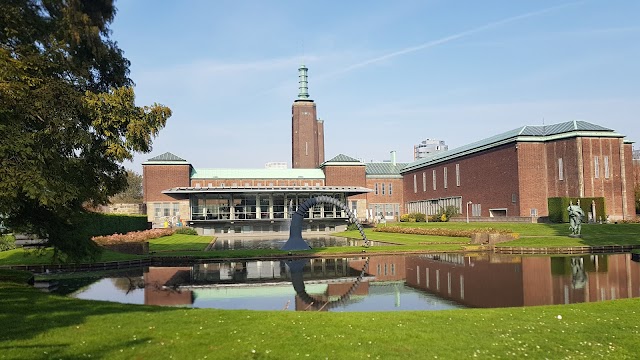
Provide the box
[466,201,472,224]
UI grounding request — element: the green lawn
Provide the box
[1,276,639,359]
[148,234,214,252]
[335,229,468,244]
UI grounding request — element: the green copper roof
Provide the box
[323,154,362,164]
[297,64,310,100]
[402,120,623,173]
[147,152,187,162]
[191,168,325,179]
[365,162,410,176]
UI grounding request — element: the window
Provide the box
[604,156,610,178]
[558,158,564,180]
[456,164,460,187]
[471,203,482,217]
[381,183,385,195]
[444,167,448,189]
[413,175,417,193]
[389,183,393,196]
[512,193,517,203]
[594,156,599,178]
[422,172,426,192]
[530,208,538,217]
[432,170,437,190]
[375,183,379,195]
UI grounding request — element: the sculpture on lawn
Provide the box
[567,201,585,237]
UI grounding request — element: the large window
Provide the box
[594,156,600,178]
[432,170,437,190]
[422,172,426,192]
[444,167,448,189]
[456,164,460,187]
[389,183,393,196]
[413,174,417,193]
[558,158,564,180]
[381,183,385,195]
[375,183,379,195]
[407,197,462,216]
[604,156,610,178]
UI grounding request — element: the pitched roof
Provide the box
[191,168,325,179]
[365,162,410,176]
[402,120,622,173]
[324,154,362,163]
[146,152,187,162]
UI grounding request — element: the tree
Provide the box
[0,0,171,261]
[110,170,143,204]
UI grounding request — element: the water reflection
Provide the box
[67,253,640,311]
[211,236,388,250]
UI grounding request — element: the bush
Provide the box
[175,227,198,235]
[0,234,16,252]
[78,212,149,237]
[400,213,426,222]
[374,226,514,238]
[548,197,606,223]
[92,228,174,245]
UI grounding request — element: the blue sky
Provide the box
[110,0,640,173]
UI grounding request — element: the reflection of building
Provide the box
[405,253,640,308]
[414,139,448,160]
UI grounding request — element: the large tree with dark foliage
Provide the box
[0,0,171,260]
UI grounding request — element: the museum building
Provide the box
[142,65,636,234]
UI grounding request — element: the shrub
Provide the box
[92,228,174,245]
[373,226,514,238]
[548,197,606,223]
[175,227,198,235]
[400,213,426,222]
[0,234,16,252]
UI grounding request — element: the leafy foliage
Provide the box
[400,212,427,222]
[0,235,16,252]
[175,227,198,235]
[109,170,143,203]
[429,205,459,222]
[548,197,606,223]
[0,0,171,261]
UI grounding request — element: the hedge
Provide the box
[76,212,149,238]
[547,197,606,223]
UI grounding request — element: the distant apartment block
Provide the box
[265,162,287,169]
[414,139,448,160]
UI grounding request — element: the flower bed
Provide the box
[92,228,174,245]
[373,226,514,238]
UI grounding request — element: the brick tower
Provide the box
[292,65,324,168]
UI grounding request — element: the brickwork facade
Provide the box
[292,101,322,168]
[323,165,367,200]
[403,144,521,217]
[143,164,191,202]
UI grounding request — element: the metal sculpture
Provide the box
[281,195,370,251]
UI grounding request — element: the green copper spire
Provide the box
[297,64,310,100]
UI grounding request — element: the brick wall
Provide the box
[517,142,549,217]
[143,164,191,202]
[292,101,320,168]
[366,177,404,215]
[403,144,520,217]
[324,165,367,200]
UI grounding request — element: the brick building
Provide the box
[402,121,635,220]
[142,65,636,232]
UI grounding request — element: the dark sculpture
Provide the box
[285,256,370,311]
[281,195,370,251]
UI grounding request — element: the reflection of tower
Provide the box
[292,65,324,168]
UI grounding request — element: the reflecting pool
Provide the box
[59,253,640,312]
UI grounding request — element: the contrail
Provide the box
[323,1,583,78]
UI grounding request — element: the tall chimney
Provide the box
[390,151,396,165]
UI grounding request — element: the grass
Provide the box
[1,273,639,359]
[148,234,214,252]
[1,223,639,267]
